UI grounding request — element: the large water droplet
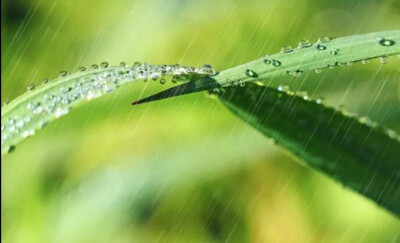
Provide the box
[100,62,109,68]
[200,64,216,75]
[318,36,331,43]
[316,44,326,50]
[281,45,293,53]
[378,38,396,47]
[272,60,281,67]
[298,40,311,48]
[245,69,258,78]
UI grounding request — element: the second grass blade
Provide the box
[218,83,400,216]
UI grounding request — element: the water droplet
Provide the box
[281,45,293,53]
[54,107,69,118]
[316,97,324,104]
[346,62,353,66]
[3,100,10,106]
[6,145,16,153]
[292,70,302,77]
[78,66,86,72]
[316,44,326,50]
[16,120,24,128]
[298,40,311,48]
[100,62,109,68]
[318,36,331,43]
[315,69,322,74]
[272,60,281,67]
[263,59,272,65]
[245,69,258,78]
[22,129,35,138]
[151,73,160,80]
[133,61,141,67]
[33,106,44,114]
[27,83,36,91]
[43,78,50,84]
[378,38,396,46]
[361,59,369,65]
[160,78,166,84]
[86,90,101,100]
[199,64,216,75]
[297,91,309,100]
[330,48,339,55]
[211,87,220,94]
[120,62,126,67]
[239,80,245,87]
[386,129,398,139]
[91,64,99,69]
[59,71,68,77]
[277,85,290,92]
[379,56,388,64]
[7,118,15,125]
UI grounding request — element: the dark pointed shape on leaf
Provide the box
[132,77,219,105]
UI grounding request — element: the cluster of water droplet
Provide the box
[1,62,216,153]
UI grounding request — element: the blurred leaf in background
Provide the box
[1,0,400,242]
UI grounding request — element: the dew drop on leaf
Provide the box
[200,64,216,75]
[27,83,36,91]
[378,38,396,46]
[330,48,339,55]
[316,44,327,50]
[292,70,303,77]
[263,59,272,65]
[379,56,388,64]
[298,39,311,48]
[272,59,281,67]
[59,71,68,77]
[100,62,109,68]
[245,69,258,78]
[281,45,293,53]
[6,145,15,154]
[318,36,331,43]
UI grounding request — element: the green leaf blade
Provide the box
[219,83,400,216]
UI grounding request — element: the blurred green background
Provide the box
[1,0,400,242]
